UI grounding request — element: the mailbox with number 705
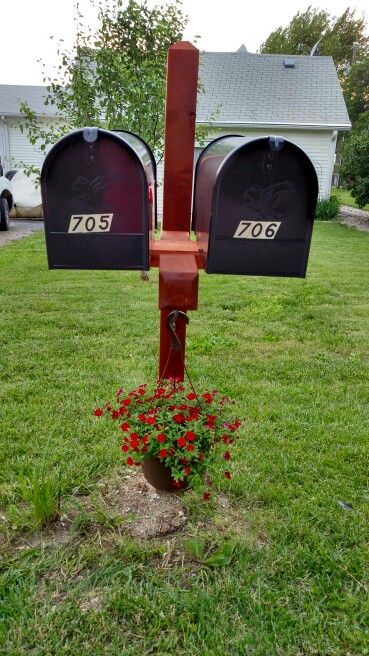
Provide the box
[193,136,319,277]
[41,127,155,270]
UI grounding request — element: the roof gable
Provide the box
[197,52,351,129]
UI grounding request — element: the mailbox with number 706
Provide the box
[41,127,155,270]
[193,136,319,277]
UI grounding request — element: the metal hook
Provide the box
[166,310,189,351]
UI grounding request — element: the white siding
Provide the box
[6,117,56,171]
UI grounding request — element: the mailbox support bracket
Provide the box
[159,253,198,379]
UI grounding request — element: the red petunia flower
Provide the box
[223,451,231,461]
[202,392,212,403]
[203,492,211,501]
[186,444,195,452]
[122,399,131,407]
[157,433,166,444]
[130,432,139,440]
[120,422,130,431]
[224,471,231,479]
[147,416,156,425]
[138,413,146,422]
[185,431,196,441]
[159,449,167,458]
[184,466,191,476]
[180,404,188,410]
[177,437,187,447]
[187,392,197,400]
[142,435,148,445]
[222,435,228,444]
[174,413,185,424]
[121,444,129,452]
[206,414,217,428]
[126,457,134,466]
[94,408,103,417]
[111,410,119,420]
[119,407,126,416]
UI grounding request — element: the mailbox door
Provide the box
[41,128,150,270]
[207,137,318,277]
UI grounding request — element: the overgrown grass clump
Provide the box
[0,224,368,655]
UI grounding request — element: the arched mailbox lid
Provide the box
[41,127,153,270]
[193,136,319,278]
[112,129,157,229]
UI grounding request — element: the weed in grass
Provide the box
[21,465,61,528]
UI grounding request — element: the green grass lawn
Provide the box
[332,187,369,211]
[1,223,368,655]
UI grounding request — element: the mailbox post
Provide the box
[42,41,319,382]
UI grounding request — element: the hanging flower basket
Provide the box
[94,379,241,500]
[141,456,188,492]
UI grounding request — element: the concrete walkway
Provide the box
[0,220,44,247]
[339,205,369,232]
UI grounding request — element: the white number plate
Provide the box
[68,214,113,233]
[233,220,281,239]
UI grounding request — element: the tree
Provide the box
[340,111,369,207]
[259,6,369,125]
[20,0,195,165]
[342,57,369,124]
[260,6,368,71]
[259,6,330,57]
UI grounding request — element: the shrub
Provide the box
[315,195,340,220]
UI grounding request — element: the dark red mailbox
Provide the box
[41,127,155,270]
[193,136,318,277]
[112,129,157,229]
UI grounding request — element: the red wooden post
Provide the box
[162,42,199,232]
[159,42,200,379]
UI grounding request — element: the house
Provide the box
[192,51,351,202]
[0,49,350,212]
[0,85,57,173]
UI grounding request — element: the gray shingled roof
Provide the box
[0,85,57,117]
[0,51,351,129]
[197,52,351,129]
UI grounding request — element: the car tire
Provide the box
[0,197,10,231]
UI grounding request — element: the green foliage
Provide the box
[19,0,200,169]
[315,195,340,220]
[259,6,369,125]
[185,538,235,567]
[342,57,369,123]
[260,6,330,56]
[340,112,369,207]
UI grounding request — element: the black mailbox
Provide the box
[41,127,156,270]
[193,136,318,277]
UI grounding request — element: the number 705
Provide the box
[68,214,113,233]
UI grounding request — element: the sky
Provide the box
[1,0,368,85]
